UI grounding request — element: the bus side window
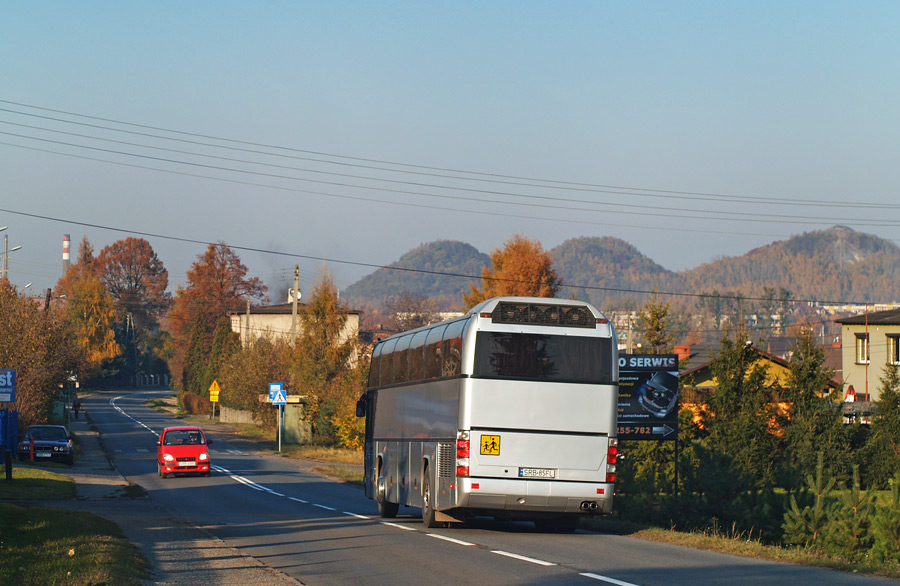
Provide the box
[380,338,397,386]
[424,325,447,380]
[393,334,412,384]
[442,320,466,377]
[369,343,382,388]
[408,330,429,383]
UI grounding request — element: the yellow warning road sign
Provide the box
[209,380,221,402]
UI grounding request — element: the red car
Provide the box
[157,426,213,478]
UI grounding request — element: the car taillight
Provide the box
[606,438,617,483]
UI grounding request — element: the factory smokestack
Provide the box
[62,234,70,276]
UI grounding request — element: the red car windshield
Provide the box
[163,430,205,446]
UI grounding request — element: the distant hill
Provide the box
[342,227,900,311]
[551,236,678,307]
[680,226,900,303]
[342,240,488,309]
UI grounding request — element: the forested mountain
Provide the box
[342,226,900,310]
[680,226,900,303]
[342,240,488,309]
[551,236,678,308]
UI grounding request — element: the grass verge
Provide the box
[583,516,900,579]
[0,503,149,586]
[0,465,77,500]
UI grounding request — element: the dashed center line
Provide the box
[491,550,556,566]
[579,573,641,586]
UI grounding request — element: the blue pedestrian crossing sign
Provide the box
[269,382,287,405]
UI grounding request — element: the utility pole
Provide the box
[290,265,300,345]
[245,298,251,347]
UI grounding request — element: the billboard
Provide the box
[617,355,678,440]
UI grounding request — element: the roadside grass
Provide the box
[0,464,77,500]
[280,445,364,484]
[0,503,149,586]
[583,516,900,580]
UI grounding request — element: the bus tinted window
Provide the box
[369,343,382,388]
[473,332,613,383]
[424,325,446,379]
[393,334,412,384]
[408,330,429,382]
[442,320,466,377]
[379,338,397,386]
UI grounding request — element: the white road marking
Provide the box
[427,534,474,546]
[290,497,308,504]
[314,503,337,511]
[579,573,641,586]
[343,511,369,519]
[381,522,416,531]
[492,550,556,566]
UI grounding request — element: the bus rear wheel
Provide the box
[422,474,439,528]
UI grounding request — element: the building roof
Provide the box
[835,307,900,326]
[228,303,359,316]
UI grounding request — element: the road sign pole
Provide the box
[278,405,282,452]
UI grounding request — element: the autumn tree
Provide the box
[290,269,359,443]
[95,237,169,330]
[55,236,99,299]
[64,272,121,379]
[0,283,74,427]
[463,234,561,309]
[166,242,266,392]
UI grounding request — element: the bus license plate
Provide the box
[519,467,556,479]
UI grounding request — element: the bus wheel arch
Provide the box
[376,455,399,518]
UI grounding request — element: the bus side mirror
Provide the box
[356,395,368,418]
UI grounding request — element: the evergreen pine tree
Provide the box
[824,464,875,560]
[781,328,848,488]
[783,452,834,547]
[872,473,900,562]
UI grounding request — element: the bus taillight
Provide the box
[606,438,617,483]
[457,431,470,476]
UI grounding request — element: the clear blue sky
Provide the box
[3,2,900,301]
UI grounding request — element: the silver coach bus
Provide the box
[356,296,618,532]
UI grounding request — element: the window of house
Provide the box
[888,334,900,366]
[855,333,870,364]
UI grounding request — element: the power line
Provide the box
[0,205,888,307]
[5,120,900,228]
[3,98,898,210]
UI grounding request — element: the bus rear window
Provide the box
[473,332,613,383]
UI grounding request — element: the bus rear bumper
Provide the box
[456,477,613,515]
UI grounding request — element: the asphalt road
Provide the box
[82,389,896,586]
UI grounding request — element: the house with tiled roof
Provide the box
[835,307,900,403]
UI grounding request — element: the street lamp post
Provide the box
[0,228,23,281]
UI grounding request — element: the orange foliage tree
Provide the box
[166,243,266,392]
[0,283,74,427]
[95,237,169,330]
[463,234,561,309]
[64,272,121,378]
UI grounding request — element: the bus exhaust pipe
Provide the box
[580,501,598,511]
